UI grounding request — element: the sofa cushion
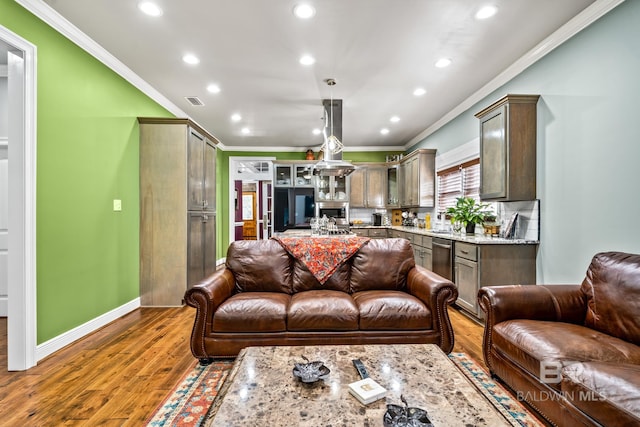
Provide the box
[288,290,358,331]
[292,258,351,293]
[353,290,431,330]
[581,252,640,345]
[492,320,640,389]
[226,240,293,294]
[213,292,290,332]
[562,362,640,426]
[350,238,415,293]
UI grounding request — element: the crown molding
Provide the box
[15,0,187,119]
[406,0,626,149]
[217,144,405,153]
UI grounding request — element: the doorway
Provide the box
[229,157,274,244]
[0,26,37,371]
[241,184,257,240]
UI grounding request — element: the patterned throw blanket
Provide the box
[272,236,370,284]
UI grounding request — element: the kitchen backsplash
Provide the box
[497,200,540,241]
[349,200,540,241]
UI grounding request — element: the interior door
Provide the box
[242,192,257,239]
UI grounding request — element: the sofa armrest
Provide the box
[478,284,586,373]
[183,268,235,361]
[407,265,458,353]
[478,285,586,325]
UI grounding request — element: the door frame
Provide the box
[228,157,275,245]
[1,25,37,371]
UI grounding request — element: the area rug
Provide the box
[146,360,234,427]
[147,353,543,427]
[448,352,544,427]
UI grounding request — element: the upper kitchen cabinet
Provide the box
[400,149,436,208]
[350,163,387,208]
[274,161,316,187]
[387,163,400,208]
[475,94,539,201]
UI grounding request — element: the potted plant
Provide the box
[446,197,491,234]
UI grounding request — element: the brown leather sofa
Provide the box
[185,238,458,363]
[478,251,640,427]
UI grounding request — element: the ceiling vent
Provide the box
[185,96,204,106]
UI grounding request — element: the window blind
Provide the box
[437,159,480,213]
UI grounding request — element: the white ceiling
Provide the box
[39,0,598,151]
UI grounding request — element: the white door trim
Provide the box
[228,157,275,245]
[2,25,37,371]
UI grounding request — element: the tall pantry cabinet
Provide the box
[138,118,218,306]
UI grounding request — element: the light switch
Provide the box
[113,199,122,211]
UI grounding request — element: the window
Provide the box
[437,158,480,212]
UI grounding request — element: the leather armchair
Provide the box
[479,252,640,427]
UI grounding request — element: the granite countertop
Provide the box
[351,225,539,245]
[207,344,512,427]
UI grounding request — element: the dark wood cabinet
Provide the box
[350,164,387,208]
[139,118,218,306]
[454,242,537,318]
[399,149,436,208]
[475,94,539,201]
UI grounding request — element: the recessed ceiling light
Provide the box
[207,84,221,94]
[390,116,400,123]
[435,58,452,68]
[138,1,163,17]
[182,54,200,65]
[475,5,498,20]
[293,4,316,19]
[312,128,322,135]
[413,87,426,97]
[380,128,390,135]
[231,113,242,122]
[241,127,251,135]
[299,55,316,66]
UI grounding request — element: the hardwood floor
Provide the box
[0,305,486,425]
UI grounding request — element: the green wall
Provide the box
[1,0,173,343]
[408,1,640,283]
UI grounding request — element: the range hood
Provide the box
[312,97,356,177]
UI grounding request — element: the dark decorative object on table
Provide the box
[383,395,433,427]
[292,355,330,383]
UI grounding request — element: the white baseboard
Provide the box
[216,257,226,267]
[36,298,141,361]
[0,296,6,316]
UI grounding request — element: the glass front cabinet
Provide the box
[316,175,348,202]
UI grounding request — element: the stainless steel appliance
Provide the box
[317,201,349,226]
[432,237,454,281]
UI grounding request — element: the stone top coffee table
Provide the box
[207,344,512,426]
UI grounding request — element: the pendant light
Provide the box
[322,78,344,155]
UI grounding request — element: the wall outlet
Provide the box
[113,199,122,211]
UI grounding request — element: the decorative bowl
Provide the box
[383,395,432,427]
[292,356,330,383]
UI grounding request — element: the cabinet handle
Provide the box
[461,250,469,254]
[202,214,208,222]
[203,200,208,208]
